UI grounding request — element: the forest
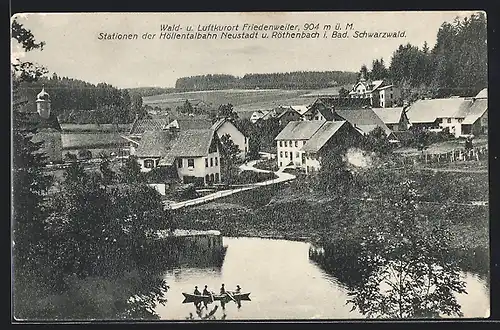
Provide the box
[174,71,359,91]
[16,74,144,124]
[360,12,487,100]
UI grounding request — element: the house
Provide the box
[274,120,363,173]
[134,129,222,186]
[24,87,63,163]
[301,121,364,174]
[272,106,303,126]
[372,107,410,132]
[348,74,401,108]
[458,88,488,136]
[405,98,471,137]
[333,109,395,139]
[211,117,249,159]
[302,97,371,121]
[275,121,325,168]
[125,116,170,155]
[250,110,268,123]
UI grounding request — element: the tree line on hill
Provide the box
[17,73,146,124]
[175,71,358,91]
[359,12,487,101]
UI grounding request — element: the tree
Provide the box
[358,64,369,81]
[177,99,194,115]
[370,58,388,81]
[362,127,392,156]
[119,156,142,183]
[346,175,467,318]
[11,18,55,318]
[338,87,350,98]
[217,103,239,122]
[130,94,146,120]
[219,134,241,184]
[99,154,115,185]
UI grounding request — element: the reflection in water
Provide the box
[155,237,489,320]
[184,299,246,320]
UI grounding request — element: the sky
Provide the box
[11,11,482,89]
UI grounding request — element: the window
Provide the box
[210,158,213,167]
[177,158,183,168]
[280,151,283,158]
[285,151,288,157]
[284,141,288,147]
[296,152,300,158]
[295,141,298,147]
[279,162,282,167]
[205,158,209,167]
[390,93,393,99]
[215,157,218,166]
[279,141,283,147]
[381,93,384,99]
[447,118,452,123]
[144,159,155,168]
[187,159,194,168]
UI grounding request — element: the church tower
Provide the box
[36,86,51,119]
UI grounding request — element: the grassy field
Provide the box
[394,137,488,156]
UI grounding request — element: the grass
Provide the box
[394,137,488,156]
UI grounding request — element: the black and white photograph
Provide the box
[11,11,489,321]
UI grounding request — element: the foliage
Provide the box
[18,75,134,124]
[176,99,195,115]
[382,13,487,100]
[142,166,178,184]
[64,152,77,162]
[78,148,92,159]
[362,127,393,156]
[175,71,358,91]
[370,58,389,80]
[217,103,239,122]
[345,173,467,319]
[120,156,142,183]
[12,18,55,317]
[219,134,241,184]
[99,154,115,185]
[231,170,278,184]
[338,87,350,98]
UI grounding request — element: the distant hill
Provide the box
[175,71,358,92]
[127,87,177,98]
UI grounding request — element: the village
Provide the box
[30,71,488,210]
[12,11,490,321]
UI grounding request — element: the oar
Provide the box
[226,291,236,303]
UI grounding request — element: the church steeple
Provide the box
[36,85,51,119]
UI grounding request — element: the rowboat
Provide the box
[182,292,251,303]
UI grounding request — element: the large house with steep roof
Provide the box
[134,128,222,186]
[274,120,363,172]
[125,117,170,155]
[348,75,401,108]
[405,89,488,137]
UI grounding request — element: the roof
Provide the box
[275,107,301,119]
[24,111,62,131]
[335,109,392,135]
[301,121,347,153]
[290,105,310,115]
[166,119,212,130]
[372,107,404,124]
[462,99,488,125]
[405,98,471,123]
[274,121,325,140]
[475,88,487,99]
[135,130,176,158]
[129,118,169,135]
[377,84,394,90]
[166,129,215,157]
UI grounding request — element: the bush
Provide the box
[253,159,278,172]
[232,170,278,184]
[64,152,78,162]
[77,149,92,160]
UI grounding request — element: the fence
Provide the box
[395,146,488,167]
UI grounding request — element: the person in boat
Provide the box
[202,285,210,296]
[235,285,241,293]
[194,286,201,295]
[220,284,226,295]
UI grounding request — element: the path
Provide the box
[164,157,295,210]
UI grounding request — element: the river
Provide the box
[155,237,489,320]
